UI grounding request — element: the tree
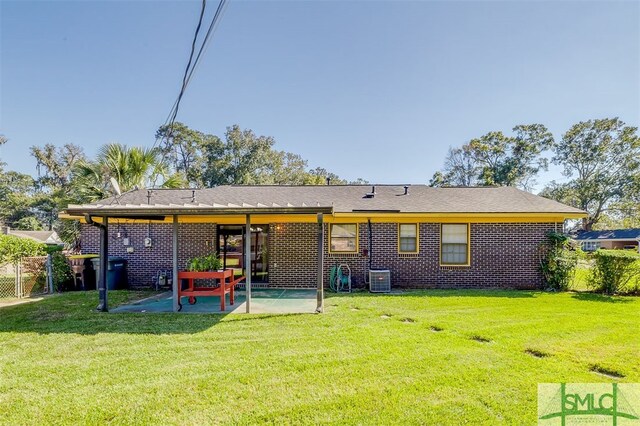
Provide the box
[0,134,7,170]
[0,136,43,229]
[72,143,183,202]
[156,122,218,187]
[29,144,86,231]
[544,118,640,231]
[155,123,363,187]
[13,216,44,231]
[203,125,275,186]
[0,171,38,228]
[429,147,478,187]
[258,150,310,185]
[304,168,348,185]
[31,144,84,190]
[430,124,553,189]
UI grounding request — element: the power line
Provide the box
[152,0,207,152]
[150,0,228,188]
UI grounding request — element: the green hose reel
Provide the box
[329,264,352,293]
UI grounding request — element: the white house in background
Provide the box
[1,226,64,246]
[574,228,640,252]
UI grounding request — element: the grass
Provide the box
[0,290,638,425]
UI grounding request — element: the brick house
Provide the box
[65,184,584,288]
[573,229,640,252]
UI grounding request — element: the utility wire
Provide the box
[152,0,207,153]
[150,0,228,188]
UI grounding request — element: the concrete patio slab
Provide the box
[111,288,317,314]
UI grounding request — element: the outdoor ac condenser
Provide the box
[369,270,391,293]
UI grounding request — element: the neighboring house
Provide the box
[1,226,64,246]
[573,229,640,252]
[61,185,585,290]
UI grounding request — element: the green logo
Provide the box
[539,383,640,425]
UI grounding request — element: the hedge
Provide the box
[588,249,640,294]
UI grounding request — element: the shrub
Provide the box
[539,232,580,291]
[588,249,640,294]
[0,234,46,265]
[186,254,223,272]
[52,252,75,292]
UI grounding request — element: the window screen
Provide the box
[399,224,418,252]
[330,224,357,252]
[441,224,468,264]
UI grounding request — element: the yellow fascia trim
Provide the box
[60,211,583,225]
[328,223,359,254]
[440,223,471,267]
[398,223,419,254]
[333,212,578,223]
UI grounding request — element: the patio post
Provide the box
[316,213,324,313]
[245,214,251,313]
[172,215,179,312]
[97,216,108,312]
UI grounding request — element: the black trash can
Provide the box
[83,256,98,290]
[90,257,129,290]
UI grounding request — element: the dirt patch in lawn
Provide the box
[470,335,492,343]
[525,348,551,358]
[589,364,625,379]
[429,325,443,332]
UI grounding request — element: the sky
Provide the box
[1,0,639,189]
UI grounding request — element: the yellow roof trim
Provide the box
[60,211,583,224]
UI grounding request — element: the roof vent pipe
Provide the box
[191,190,196,203]
[326,177,331,185]
[404,185,409,195]
[371,185,376,194]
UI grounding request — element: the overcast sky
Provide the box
[1,0,638,188]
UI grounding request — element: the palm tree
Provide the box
[72,143,183,203]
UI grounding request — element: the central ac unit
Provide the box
[369,269,391,293]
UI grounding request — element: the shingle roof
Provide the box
[574,229,640,241]
[8,230,64,245]
[64,185,586,216]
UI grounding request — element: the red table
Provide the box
[177,270,245,311]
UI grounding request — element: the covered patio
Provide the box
[111,288,317,314]
[62,194,332,314]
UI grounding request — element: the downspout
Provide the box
[85,214,109,312]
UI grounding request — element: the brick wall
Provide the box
[322,222,558,289]
[81,220,560,290]
[268,223,318,288]
[81,223,217,288]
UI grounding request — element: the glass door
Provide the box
[217,225,269,283]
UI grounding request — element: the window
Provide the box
[581,241,600,252]
[441,224,469,265]
[398,224,418,253]
[330,224,358,252]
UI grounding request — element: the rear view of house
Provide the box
[63,185,585,290]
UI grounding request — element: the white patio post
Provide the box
[245,214,251,313]
[172,215,179,312]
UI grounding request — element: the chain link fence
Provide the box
[0,256,49,299]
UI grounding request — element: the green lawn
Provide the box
[0,290,638,425]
